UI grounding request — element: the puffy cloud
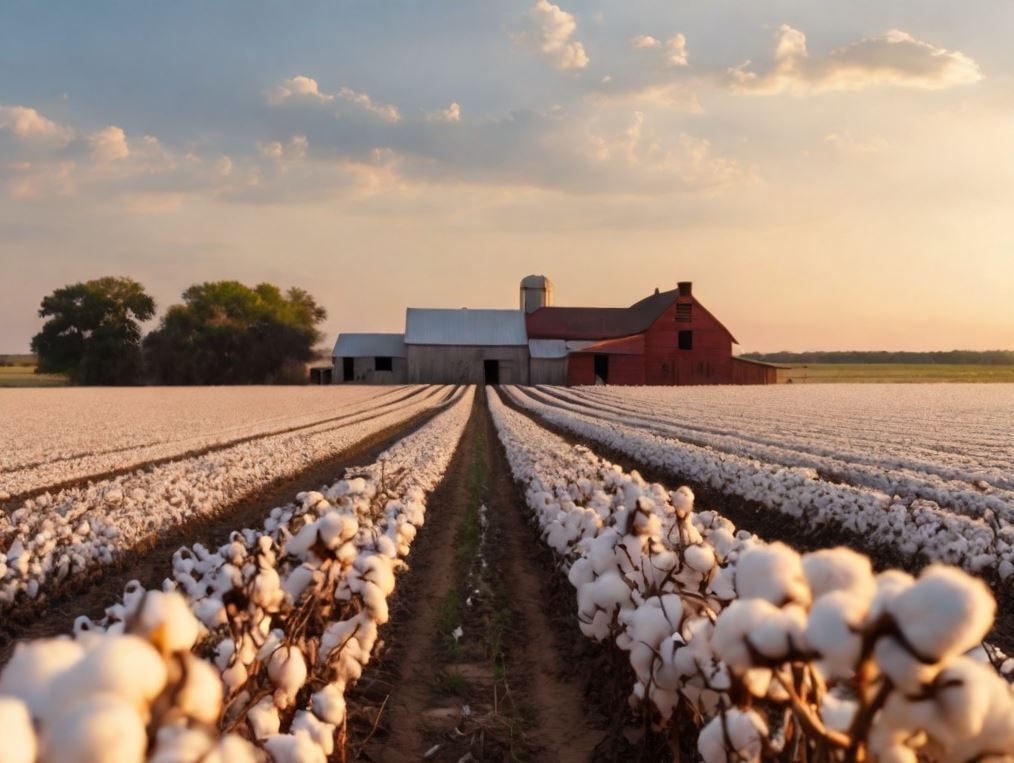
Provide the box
[89,125,130,161]
[337,87,400,122]
[270,75,335,104]
[427,102,461,123]
[730,25,982,94]
[517,0,589,71]
[0,105,73,144]
[631,34,687,66]
[631,35,660,50]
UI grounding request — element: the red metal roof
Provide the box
[570,335,645,355]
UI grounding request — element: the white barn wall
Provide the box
[407,345,530,384]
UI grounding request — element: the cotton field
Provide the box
[1,383,1012,762]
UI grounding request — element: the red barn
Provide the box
[526,281,775,386]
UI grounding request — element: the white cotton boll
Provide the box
[709,565,737,601]
[752,603,807,662]
[257,629,286,662]
[0,697,36,763]
[263,732,327,763]
[317,512,358,549]
[285,521,321,559]
[194,596,227,628]
[735,543,810,606]
[698,708,768,763]
[209,735,260,763]
[253,566,284,610]
[802,547,875,600]
[0,637,84,717]
[268,645,308,705]
[292,710,337,756]
[176,654,224,724]
[311,683,347,725]
[54,635,167,721]
[873,635,940,694]
[805,591,868,679]
[867,569,914,622]
[41,693,146,763]
[357,554,397,597]
[685,544,716,574]
[283,565,316,601]
[670,486,694,518]
[741,668,772,698]
[821,692,857,733]
[712,598,783,670]
[568,557,594,589]
[135,590,202,654]
[888,565,995,662]
[149,727,214,763]
[248,695,281,739]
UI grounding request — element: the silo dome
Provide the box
[520,274,554,313]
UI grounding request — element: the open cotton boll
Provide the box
[805,591,868,679]
[149,726,216,763]
[41,693,146,763]
[263,732,327,763]
[0,636,84,717]
[867,569,914,622]
[0,697,36,763]
[311,683,347,725]
[802,547,875,600]
[735,543,810,606]
[248,695,281,739]
[821,691,857,733]
[669,486,694,518]
[268,645,308,705]
[698,708,768,763]
[713,598,787,670]
[135,590,201,654]
[873,635,941,695]
[887,565,995,663]
[317,511,358,549]
[176,654,224,725]
[209,735,260,763]
[685,544,716,574]
[292,710,337,756]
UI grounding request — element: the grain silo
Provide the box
[519,274,554,314]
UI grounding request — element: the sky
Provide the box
[1,0,1012,353]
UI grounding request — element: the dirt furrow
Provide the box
[0,397,453,664]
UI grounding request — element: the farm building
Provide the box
[333,276,787,385]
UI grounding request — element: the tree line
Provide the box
[741,350,1014,365]
[31,276,326,385]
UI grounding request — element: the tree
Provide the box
[144,281,327,384]
[31,276,155,385]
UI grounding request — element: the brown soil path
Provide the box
[0,396,453,664]
[351,390,600,761]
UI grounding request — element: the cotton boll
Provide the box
[670,486,694,518]
[802,547,875,600]
[685,544,716,574]
[311,683,347,725]
[698,708,768,763]
[713,598,787,670]
[873,636,940,694]
[149,727,215,763]
[263,732,327,763]
[805,591,868,679]
[268,645,308,705]
[283,564,316,601]
[0,637,84,717]
[135,590,202,654]
[735,543,810,606]
[209,735,260,763]
[888,565,995,662]
[176,654,224,724]
[867,569,914,622]
[821,691,857,733]
[292,710,337,756]
[41,693,146,763]
[247,695,281,739]
[0,697,36,763]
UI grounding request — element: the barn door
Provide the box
[483,359,500,385]
[343,357,354,382]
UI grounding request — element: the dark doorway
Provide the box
[594,354,609,384]
[343,357,354,382]
[483,359,500,385]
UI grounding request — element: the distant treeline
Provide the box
[740,350,1014,365]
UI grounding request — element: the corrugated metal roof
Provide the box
[529,339,568,359]
[405,308,528,346]
[332,333,407,358]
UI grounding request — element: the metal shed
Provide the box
[405,308,529,385]
[332,333,407,384]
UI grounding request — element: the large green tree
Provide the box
[144,281,326,384]
[31,276,155,385]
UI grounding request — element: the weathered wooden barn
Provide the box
[333,276,787,386]
[332,333,407,384]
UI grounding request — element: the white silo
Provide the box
[520,274,554,313]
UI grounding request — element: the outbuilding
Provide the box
[332,333,407,384]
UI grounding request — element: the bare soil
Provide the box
[0,398,452,664]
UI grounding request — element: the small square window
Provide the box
[375,356,393,372]
[678,331,693,350]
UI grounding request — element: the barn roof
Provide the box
[405,308,528,346]
[571,335,646,355]
[332,333,407,358]
[526,287,738,343]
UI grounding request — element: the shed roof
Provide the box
[405,308,528,346]
[332,333,407,358]
[571,335,646,355]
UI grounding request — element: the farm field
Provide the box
[1,384,1012,762]
[795,363,1014,383]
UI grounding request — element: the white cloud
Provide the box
[518,0,589,71]
[427,102,461,123]
[631,34,687,67]
[0,105,73,143]
[337,86,401,122]
[731,26,982,94]
[631,35,660,50]
[270,75,335,104]
[89,125,129,161]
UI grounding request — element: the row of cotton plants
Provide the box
[1,385,422,498]
[0,384,454,612]
[502,386,1013,579]
[571,384,1013,489]
[0,386,475,763]
[542,386,1014,522]
[0,383,395,484]
[488,388,1014,763]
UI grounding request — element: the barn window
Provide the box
[375,356,393,372]
[678,330,693,350]
[676,303,692,323]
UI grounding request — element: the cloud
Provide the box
[631,35,660,50]
[427,102,461,123]
[89,125,130,161]
[270,75,335,104]
[517,0,589,71]
[730,26,982,94]
[823,132,889,155]
[631,33,687,67]
[0,105,73,144]
[337,87,401,122]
